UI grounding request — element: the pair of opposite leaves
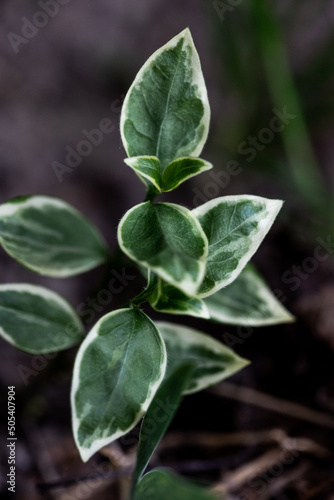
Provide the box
[118,27,283,302]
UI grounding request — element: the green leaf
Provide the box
[134,469,217,500]
[161,157,212,192]
[0,196,108,277]
[71,308,166,462]
[124,156,162,192]
[118,202,208,296]
[205,263,295,326]
[192,195,283,297]
[0,284,84,354]
[120,28,210,169]
[157,322,249,394]
[132,364,193,493]
[148,272,209,319]
[125,156,212,193]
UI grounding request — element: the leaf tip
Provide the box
[181,26,192,41]
[281,310,297,324]
[269,198,284,216]
[77,447,91,463]
[239,357,251,370]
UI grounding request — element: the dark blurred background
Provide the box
[1,1,334,499]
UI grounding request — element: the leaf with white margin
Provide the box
[118,202,208,296]
[0,284,84,354]
[0,196,109,277]
[120,28,210,169]
[134,469,217,500]
[161,157,212,192]
[192,195,283,298]
[157,322,249,394]
[148,272,209,319]
[205,263,295,326]
[71,308,166,462]
[124,156,212,194]
[124,156,161,192]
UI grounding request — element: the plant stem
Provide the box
[144,185,159,203]
[130,278,155,307]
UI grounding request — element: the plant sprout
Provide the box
[0,28,294,498]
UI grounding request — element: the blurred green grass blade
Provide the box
[249,0,327,209]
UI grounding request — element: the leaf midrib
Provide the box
[155,41,184,162]
[0,303,67,329]
[208,294,263,314]
[88,317,138,433]
[0,232,101,256]
[155,206,191,260]
[207,209,263,258]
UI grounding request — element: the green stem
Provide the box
[144,185,159,203]
[130,276,156,307]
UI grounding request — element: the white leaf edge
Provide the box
[124,156,162,192]
[120,28,210,160]
[0,283,84,354]
[206,266,295,326]
[192,195,283,298]
[71,308,167,462]
[0,196,108,277]
[156,321,249,395]
[162,158,213,192]
[118,202,209,296]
